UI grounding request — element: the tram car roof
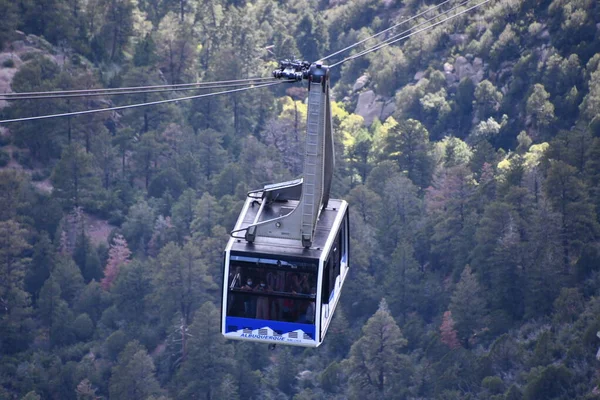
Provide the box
[228,197,347,260]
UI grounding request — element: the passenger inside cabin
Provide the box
[296,287,317,324]
[255,279,271,320]
[242,278,256,318]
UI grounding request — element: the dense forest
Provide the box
[0,0,600,398]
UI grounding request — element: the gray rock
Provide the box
[354,90,396,126]
[449,34,468,46]
[446,72,458,86]
[0,53,22,68]
[444,62,454,73]
[414,70,425,81]
[11,41,25,51]
[454,56,468,67]
[381,98,396,122]
[353,74,369,92]
[13,31,26,42]
[454,55,484,84]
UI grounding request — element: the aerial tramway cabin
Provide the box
[221,61,350,347]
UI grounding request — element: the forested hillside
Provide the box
[1,0,600,399]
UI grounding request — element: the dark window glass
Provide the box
[227,256,317,323]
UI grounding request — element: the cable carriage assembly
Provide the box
[221,60,349,347]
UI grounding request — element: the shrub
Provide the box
[73,313,94,341]
[105,330,128,361]
[1,58,15,68]
[0,150,9,167]
[31,169,51,181]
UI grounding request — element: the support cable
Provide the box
[318,0,454,63]
[0,77,274,98]
[0,81,285,124]
[330,0,492,68]
[0,80,275,100]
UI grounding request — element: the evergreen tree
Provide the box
[101,234,131,290]
[109,341,162,400]
[73,232,102,283]
[174,302,235,400]
[426,165,477,273]
[0,221,32,353]
[53,256,85,306]
[545,160,599,272]
[346,299,409,399]
[384,119,434,189]
[152,242,214,338]
[190,193,222,238]
[52,144,100,211]
[25,232,55,303]
[38,275,74,346]
[111,260,153,325]
[97,0,135,61]
[526,84,555,138]
[171,188,197,241]
[122,200,156,255]
[440,311,461,349]
[449,265,486,347]
[0,0,18,47]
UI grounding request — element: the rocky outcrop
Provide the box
[354,90,396,127]
[448,56,485,85]
[353,74,369,92]
[0,33,71,109]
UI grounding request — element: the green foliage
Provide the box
[523,365,574,400]
[72,313,94,341]
[450,265,487,346]
[384,119,434,189]
[0,220,32,353]
[346,299,409,399]
[0,149,9,167]
[151,241,214,326]
[73,233,102,283]
[174,302,235,399]
[109,341,162,400]
[482,376,505,395]
[52,145,102,211]
[105,330,128,361]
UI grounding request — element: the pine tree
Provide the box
[25,232,55,303]
[101,234,131,290]
[171,188,198,241]
[426,165,477,273]
[73,232,102,283]
[38,275,74,347]
[346,299,409,399]
[108,341,162,400]
[174,302,235,400]
[51,144,100,210]
[449,265,486,347]
[190,193,222,239]
[0,220,32,353]
[526,84,555,138]
[152,242,214,361]
[53,256,85,306]
[385,241,421,322]
[384,119,434,189]
[440,311,461,349]
[111,260,153,324]
[545,160,599,273]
